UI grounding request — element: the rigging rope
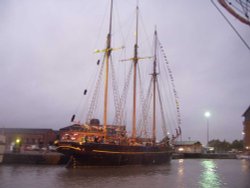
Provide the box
[110,56,122,125]
[156,81,168,137]
[231,0,249,16]
[158,40,182,127]
[86,57,105,123]
[137,66,153,138]
[93,1,110,51]
[113,62,133,125]
[212,0,250,51]
[218,0,250,25]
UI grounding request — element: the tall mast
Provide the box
[132,5,139,140]
[152,28,158,145]
[103,0,113,140]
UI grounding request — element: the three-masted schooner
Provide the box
[56,0,180,167]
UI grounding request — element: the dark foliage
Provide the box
[208,139,244,153]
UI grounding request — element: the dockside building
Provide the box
[243,106,250,150]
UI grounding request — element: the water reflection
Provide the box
[176,159,185,188]
[240,159,250,173]
[1,160,249,188]
[55,164,172,188]
[199,160,222,188]
[58,164,172,178]
[177,159,184,176]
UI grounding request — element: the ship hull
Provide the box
[57,142,172,167]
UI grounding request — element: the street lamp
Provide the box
[204,111,211,147]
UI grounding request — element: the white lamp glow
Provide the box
[204,111,211,118]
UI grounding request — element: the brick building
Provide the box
[243,106,250,150]
[0,128,57,151]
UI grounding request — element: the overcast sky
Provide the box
[0,0,249,144]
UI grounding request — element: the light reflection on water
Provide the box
[176,159,185,187]
[0,159,249,188]
[199,160,222,188]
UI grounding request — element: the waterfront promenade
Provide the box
[2,151,68,165]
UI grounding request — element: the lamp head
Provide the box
[204,111,211,118]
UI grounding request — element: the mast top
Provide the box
[108,0,113,36]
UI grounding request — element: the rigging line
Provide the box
[245,0,250,17]
[137,64,146,131]
[93,0,110,50]
[137,63,152,137]
[238,0,250,12]
[85,57,105,123]
[110,56,122,125]
[159,54,180,137]
[235,0,250,10]
[158,39,181,126]
[158,74,176,133]
[113,0,128,46]
[113,1,127,66]
[138,12,154,54]
[118,63,133,125]
[228,0,247,15]
[79,57,104,123]
[140,78,153,137]
[238,0,250,18]
[156,81,168,137]
[72,95,84,123]
[227,0,250,16]
[211,0,250,51]
[158,40,180,102]
[122,11,136,46]
[219,0,250,25]
[236,0,250,6]
[73,67,99,122]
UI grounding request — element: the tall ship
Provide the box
[56,0,182,167]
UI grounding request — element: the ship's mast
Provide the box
[152,28,158,145]
[103,0,113,140]
[132,5,139,140]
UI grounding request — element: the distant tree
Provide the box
[221,140,231,152]
[208,139,230,153]
[208,139,244,153]
[230,140,244,151]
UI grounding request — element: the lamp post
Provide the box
[204,111,211,147]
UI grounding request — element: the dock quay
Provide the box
[2,151,68,165]
[1,151,238,165]
[173,153,237,159]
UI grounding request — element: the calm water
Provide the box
[0,159,249,188]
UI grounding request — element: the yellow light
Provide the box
[178,147,184,152]
[209,147,214,151]
[54,140,59,144]
[16,139,20,144]
[94,49,100,53]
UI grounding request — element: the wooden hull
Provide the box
[57,142,172,167]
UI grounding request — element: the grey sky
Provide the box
[0,0,249,145]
